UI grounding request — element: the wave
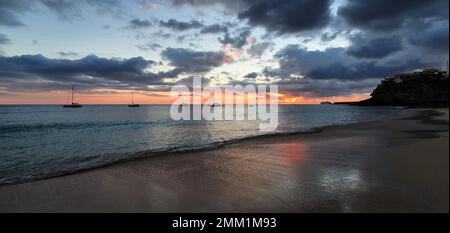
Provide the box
[0,121,168,134]
[0,128,322,185]
[0,107,404,185]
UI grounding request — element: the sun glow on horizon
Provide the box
[0,89,370,105]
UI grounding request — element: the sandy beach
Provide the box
[0,108,448,213]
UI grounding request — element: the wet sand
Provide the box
[0,108,448,213]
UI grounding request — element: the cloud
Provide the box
[58,51,79,57]
[247,42,273,57]
[148,30,172,40]
[159,19,204,31]
[200,23,228,34]
[168,0,332,34]
[347,35,403,59]
[128,19,153,29]
[161,47,232,73]
[169,0,242,9]
[2,0,448,99]
[338,0,448,31]
[174,76,211,87]
[244,72,258,79]
[1,0,128,28]
[218,28,251,49]
[276,78,380,98]
[40,0,127,19]
[267,45,434,81]
[320,32,340,42]
[0,0,127,27]
[0,54,184,92]
[0,34,10,55]
[409,20,449,51]
[136,0,157,10]
[0,0,30,27]
[238,0,332,34]
[136,43,163,52]
[39,0,83,19]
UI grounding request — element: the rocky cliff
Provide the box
[358,69,449,107]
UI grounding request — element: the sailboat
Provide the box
[210,95,220,108]
[63,85,82,108]
[128,92,140,107]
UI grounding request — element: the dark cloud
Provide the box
[200,23,228,34]
[238,0,332,34]
[268,45,433,81]
[320,32,340,42]
[161,47,231,73]
[218,28,251,48]
[222,75,376,98]
[0,54,184,92]
[307,59,427,81]
[0,34,11,44]
[409,21,449,51]
[58,52,79,57]
[159,19,204,31]
[169,0,243,11]
[174,76,211,87]
[338,0,448,31]
[347,35,403,59]
[0,0,30,26]
[128,19,153,29]
[170,0,227,6]
[244,72,258,79]
[276,78,380,98]
[247,42,273,57]
[169,0,332,34]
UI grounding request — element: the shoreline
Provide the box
[0,108,448,212]
[0,126,326,186]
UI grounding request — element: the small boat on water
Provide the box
[128,92,140,107]
[63,85,82,108]
[210,96,220,108]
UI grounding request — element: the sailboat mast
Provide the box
[132,92,134,105]
[71,85,74,104]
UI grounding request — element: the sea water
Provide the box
[0,105,402,184]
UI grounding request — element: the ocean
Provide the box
[0,105,402,184]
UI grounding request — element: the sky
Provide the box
[0,0,448,104]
